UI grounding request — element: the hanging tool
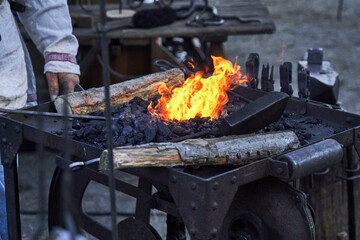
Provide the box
[174,0,260,27]
[261,64,274,92]
[280,62,293,96]
[298,69,310,99]
[246,53,260,89]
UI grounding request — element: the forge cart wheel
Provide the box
[48,167,162,240]
[219,177,316,240]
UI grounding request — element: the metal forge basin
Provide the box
[1,86,360,240]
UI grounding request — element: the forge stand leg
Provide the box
[3,160,21,240]
[135,177,153,225]
[166,170,240,240]
[0,118,23,240]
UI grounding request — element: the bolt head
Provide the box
[346,117,352,124]
[211,228,218,236]
[170,176,177,183]
[191,182,197,190]
[231,176,237,184]
[190,202,197,211]
[1,122,6,128]
[213,182,219,190]
[189,228,196,235]
[212,202,218,210]
[3,159,10,168]
[276,166,283,175]
[2,137,7,145]
[15,127,20,133]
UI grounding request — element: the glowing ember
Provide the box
[148,56,250,121]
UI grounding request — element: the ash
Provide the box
[261,112,347,145]
[71,96,346,148]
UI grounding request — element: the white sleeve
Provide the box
[17,0,80,75]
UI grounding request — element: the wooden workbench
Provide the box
[69,0,275,88]
[70,0,275,40]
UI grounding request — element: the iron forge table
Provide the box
[1,86,360,239]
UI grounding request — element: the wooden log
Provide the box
[54,68,185,115]
[99,131,300,170]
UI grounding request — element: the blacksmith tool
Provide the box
[55,83,84,115]
[153,59,193,78]
[298,48,340,105]
[180,0,260,27]
[298,69,310,99]
[261,64,274,92]
[220,91,290,135]
[69,158,100,171]
[0,108,109,121]
[280,62,293,96]
[246,53,260,89]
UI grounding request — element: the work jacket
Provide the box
[0,0,80,109]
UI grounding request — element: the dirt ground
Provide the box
[16,0,360,239]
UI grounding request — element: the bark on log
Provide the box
[54,68,185,115]
[99,131,300,170]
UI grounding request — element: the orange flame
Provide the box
[148,56,250,121]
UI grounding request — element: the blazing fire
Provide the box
[148,56,250,121]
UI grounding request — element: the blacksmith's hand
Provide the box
[46,72,80,101]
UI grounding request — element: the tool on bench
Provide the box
[261,64,274,92]
[181,0,261,27]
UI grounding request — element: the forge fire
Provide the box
[70,55,345,149]
[148,56,250,121]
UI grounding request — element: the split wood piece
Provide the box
[99,130,300,170]
[54,68,185,115]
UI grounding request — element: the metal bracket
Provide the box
[268,159,290,179]
[167,170,240,240]
[0,116,23,167]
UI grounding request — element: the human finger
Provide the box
[45,72,60,101]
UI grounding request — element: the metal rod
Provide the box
[61,91,77,240]
[337,0,344,21]
[0,108,109,121]
[119,0,122,13]
[30,105,46,240]
[99,0,118,239]
[3,162,21,240]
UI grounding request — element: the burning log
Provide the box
[54,68,185,115]
[99,131,300,170]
